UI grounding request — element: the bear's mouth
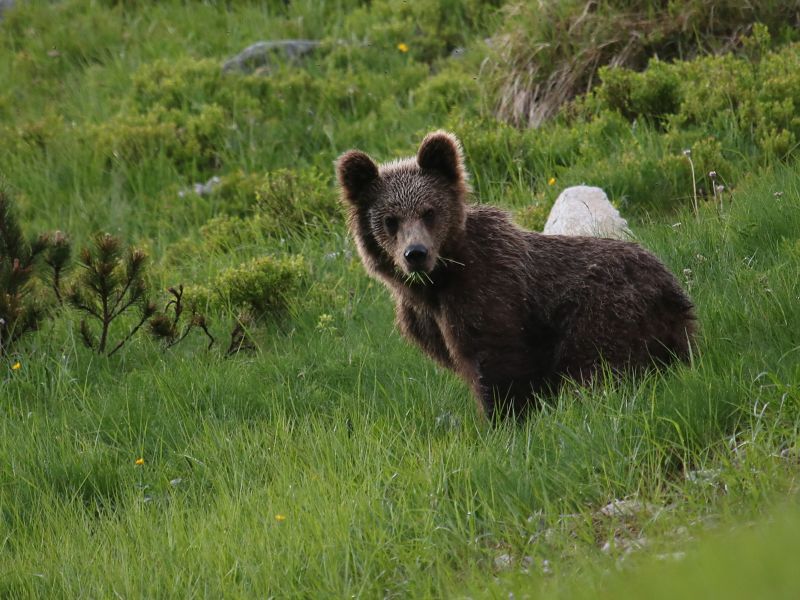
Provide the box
[405,270,435,285]
[395,264,435,286]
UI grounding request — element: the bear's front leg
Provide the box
[476,377,538,422]
[475,352,550,421]
[395,300,454,370]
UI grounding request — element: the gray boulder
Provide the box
[543,185,631,239]
[0,0,15,20]
[222,40,321,74]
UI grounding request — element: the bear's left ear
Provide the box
[336,150,379,206]
[417,130,465,182]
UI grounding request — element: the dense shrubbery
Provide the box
[190,255,306,316]
[489,0,800,126]
[583,30,800,162]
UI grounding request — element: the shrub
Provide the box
[131,58,224,114]
[90,103,227,172]
[191,255,306,317]
[581,33,800,163]
[178,167,340,236]
[0,192,47,354]
[490,0,800,126]
[413,67,482,116]
[0,190,71,355]
[0,112,66,155]
[67,234,156,356]
[166,167,338,274]
[593,59,681,125]
[149,285,214,350]
[253,167,339,231]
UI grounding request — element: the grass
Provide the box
[1,1,799,597]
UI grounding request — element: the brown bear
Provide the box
[336,130,696,420]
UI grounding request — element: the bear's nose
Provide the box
[404,244,429,269]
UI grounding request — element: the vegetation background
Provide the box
[0,0,799,597]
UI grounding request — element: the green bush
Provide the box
[131,58,224,114]
[594,59,682,125]
[90,103,227,172]
[414,67,482,117]
[253,167,339,230]
[0,111,65,155]
[67,233,155,356]
[190,255,306,316]
[0,190,70,355]
[166,167,339,272]
[490,0,800,126]
[580,35,800,166]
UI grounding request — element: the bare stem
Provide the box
[684,151,699,219]
[107,312,150,357]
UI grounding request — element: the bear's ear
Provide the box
[417,130,464,182]
[336,150,379,206]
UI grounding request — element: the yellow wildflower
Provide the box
[11,362,21,370]
[135,457,145,466]
[397,43,409,53]
[275,514,286,522]
[547,177,556,186]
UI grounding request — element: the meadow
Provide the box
[1,1,799,597]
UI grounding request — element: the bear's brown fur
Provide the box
[337,131,696,419]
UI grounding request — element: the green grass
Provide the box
[1,1,799,597]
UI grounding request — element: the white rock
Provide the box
[543,185,631,239]
[598,499,657,519]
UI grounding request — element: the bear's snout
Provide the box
[403,244,429,270]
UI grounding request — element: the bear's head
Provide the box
[336,131,469,282]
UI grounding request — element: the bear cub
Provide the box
[337,131,696,420]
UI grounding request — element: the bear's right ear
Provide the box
[336,150,379,206]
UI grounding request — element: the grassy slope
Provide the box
[1,1,799,597]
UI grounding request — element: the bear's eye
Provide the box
[422,208,435,225]
[384,216,399,235]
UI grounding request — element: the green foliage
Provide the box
[253,167,340,229]
[594,59,682,124]
[165,167,339,275]
[191,255,306,316]
[490,0,800,126]
[513,199,550,231]
[414,65,483,116]
[341,0,502,63]
[586,36,800,159]
[0,190,69,354]
[67,234,156,355]
[90,103,227,172]
[177,167,339,231]
[0,191,46,353]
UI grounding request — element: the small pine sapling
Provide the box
[41,231,71,304]
[0,190,68,354]
[149,284,214,349]
[68,233,156,356]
